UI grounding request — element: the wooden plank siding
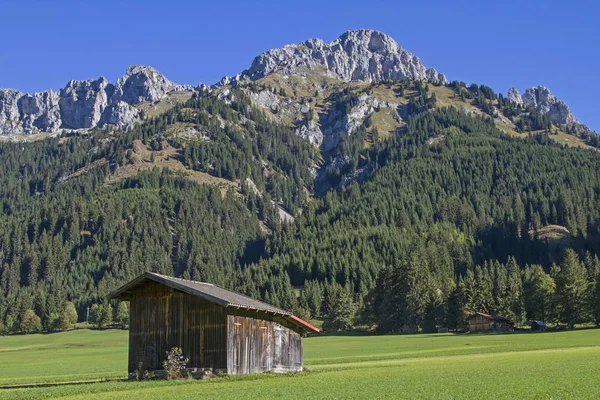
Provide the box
[128,281,304,377]
[128,281,228,374]
[226,313,303,375]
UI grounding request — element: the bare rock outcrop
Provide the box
[0,66,191,135]
[508,85,577,125]
[99,101,141,130]
[321,92,399,151]
[507,88,523,106]
[223,29,448,86]
[59,78,110,129]
[0,89,27,134]
[114,65,179,104]
[295,119,324,146]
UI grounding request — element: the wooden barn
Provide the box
[467,312,514,332]
[109,272,319,378]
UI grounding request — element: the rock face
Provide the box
[321,93,400,151]
[296,119,324,147]
[228,29,447,85]
[59,78,110,129]
[508,85,577,125]
[114,65,179,104]
[99,101,141,129]
[0,66,190,135]
[507,88,523,106]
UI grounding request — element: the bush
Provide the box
[19,309,42,334]
[64,302,78,324]
[116,302,129,327]
[89,303,113,328]
[134,362,155,381]
[162,347,189,380]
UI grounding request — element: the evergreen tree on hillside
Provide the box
[553,250,591,327]
[592,274,600,326]
[523,265,556,322]
[505,257,525,325]
[445,279,466,331]
[322,285,356,332]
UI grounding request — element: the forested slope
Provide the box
[1,80,600,334]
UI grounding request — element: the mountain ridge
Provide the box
[0,29,596,138]
[0,66,192,136]
[221,29,448,86]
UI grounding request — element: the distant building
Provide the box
[531,320,547,331]
[467,312,514,332]
[109,272,319,378]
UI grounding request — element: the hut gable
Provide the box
[109,272,318,377]
[467,312,514,332]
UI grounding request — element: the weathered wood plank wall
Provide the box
[128,282,227,372]
[227,314,303,375]
[127,282,305,376]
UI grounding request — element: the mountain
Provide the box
[1,29,595,143]
[223,29,447,86]
[2,29,600,334]
[0,66,192,136]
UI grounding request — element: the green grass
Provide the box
[0,329,127,386]
[1,329,599,399]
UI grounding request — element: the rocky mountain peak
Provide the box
[115,65,179,104]
[229,29,447,86]
[508,85,578,126]
[0,66,191,136]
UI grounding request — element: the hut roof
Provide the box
[109,272,319,333]
[471,312,513,323]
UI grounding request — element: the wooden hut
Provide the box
[467,313,514,332]
[109,272,319,378]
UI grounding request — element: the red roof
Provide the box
[290,315,320,333]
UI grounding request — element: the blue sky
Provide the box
[1,0,598,130]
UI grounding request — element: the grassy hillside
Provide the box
[246,73,598,152]
[1,329,599,399]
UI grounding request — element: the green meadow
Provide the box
[1,329,599,399]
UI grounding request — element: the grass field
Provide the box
[1,329,599,399]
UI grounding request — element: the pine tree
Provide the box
[505,257,525,325]
[553,250,591,327]
[593,274,600,326]
[523,265,555,322]
[445,279,465,331]
[323,285,356,332]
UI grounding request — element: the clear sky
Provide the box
[1,0,597,130]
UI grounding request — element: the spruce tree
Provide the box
[553,250,591,327]
[505,257,525,325]
[323,285,356,332]
[593,275,600,326]
[523,265,555,322]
